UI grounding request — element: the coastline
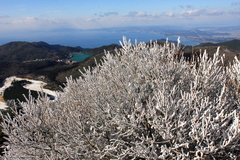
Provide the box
[0,76,57,110]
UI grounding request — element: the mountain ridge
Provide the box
[196,39,240,51]
[0,41,84,62]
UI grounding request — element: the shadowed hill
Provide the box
[0,43,121,89]
[84,44,121,54]
[0,41,83,62]
[196,39,240,51]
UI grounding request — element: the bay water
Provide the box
[70,53,92,62]
[0,30,201,48]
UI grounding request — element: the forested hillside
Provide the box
[0,41,83,62]
[0,42,121,89]
[196,39,240,50]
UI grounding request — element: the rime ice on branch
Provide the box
[1,37,240,159]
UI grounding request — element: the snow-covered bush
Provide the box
[1,37,239,159]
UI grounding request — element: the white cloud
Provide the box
[85,18,100,22]
[104,12,118,16]
[0,8,237,32]
[136,12,148,17]
[97,12,119,17]
[0,17,70,31]
[166,12,175,17]
[181,9,224,17]
[126,11,162,18]
[229,10,240,14]
[126,11,141,17]
[25,17,37,21]
[85,18,94,22]
[181,9,202,17]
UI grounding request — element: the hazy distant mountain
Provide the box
[0,41,83,62]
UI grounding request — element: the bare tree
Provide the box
[1,37,239,159]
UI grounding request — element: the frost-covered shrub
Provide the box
[1,37,240,159]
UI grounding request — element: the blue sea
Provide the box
[0,30,201,48]
[47,31,201,48]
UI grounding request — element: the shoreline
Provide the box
[0,76,57,110]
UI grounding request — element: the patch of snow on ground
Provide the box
[0,76,57,110]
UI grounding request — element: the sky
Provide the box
[0,0,239,30]
[0,0,239,46]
